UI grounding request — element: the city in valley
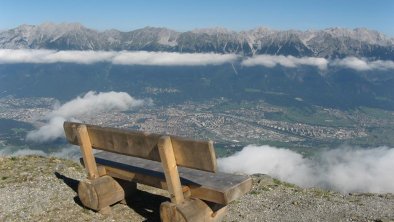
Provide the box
[1,96,393,156]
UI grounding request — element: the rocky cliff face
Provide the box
[1,23,393,59]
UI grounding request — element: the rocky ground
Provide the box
[0,156,393,222]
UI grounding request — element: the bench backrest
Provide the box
[63,121,217,173]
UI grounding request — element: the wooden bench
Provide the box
[63,121,252,222]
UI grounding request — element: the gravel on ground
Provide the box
[0,156,393,222]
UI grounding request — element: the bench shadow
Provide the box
[54,172,84,207]
[123,189,170,222]
[55,172,169,221]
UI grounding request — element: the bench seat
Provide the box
[91,151,252,205]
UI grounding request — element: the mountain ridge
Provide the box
[1,23,393,59]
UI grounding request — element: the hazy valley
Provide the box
[1,23,394,194]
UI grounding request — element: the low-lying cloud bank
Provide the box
[241,55,329,70]
[1,49,393,71]
[241,54,394,71]
[0,49,238,66]
[219,145,394,194]
[112,51,238,66]
[27,91,148,142]
[332,57,394,71]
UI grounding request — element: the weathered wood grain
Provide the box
[90,151,253,205]
[76,125,99,179]
[78,175,125,211]
[158,136,185,204]
[64,121,217,173]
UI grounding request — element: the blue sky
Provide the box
[1,0,393,36]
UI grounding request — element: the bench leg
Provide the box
[78,175,125,213]
[160,198,227,222]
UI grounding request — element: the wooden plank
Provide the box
[172,138,217,175]
[158,136,184,204]
[76,125,99,179]
[91,151,253,205]
[64,121,217,172]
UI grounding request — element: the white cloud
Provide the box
[0,49,237,66]
[45,50,115,64]
[219,145,394,194]
[2,49,393,71]
[26,116,67,142]
[48,91,144,118]
[241,54,394,71]
[112,51,238,66]
[0,49,115,64]
[26,91,147,143]
[370,60,394,70]
[242,55,329,70]
[332,57,394,71]
[332,57,371,71]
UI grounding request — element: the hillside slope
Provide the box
[0,156,393,221]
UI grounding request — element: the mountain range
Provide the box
[1,23,394,111]
[1,23,394,59]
